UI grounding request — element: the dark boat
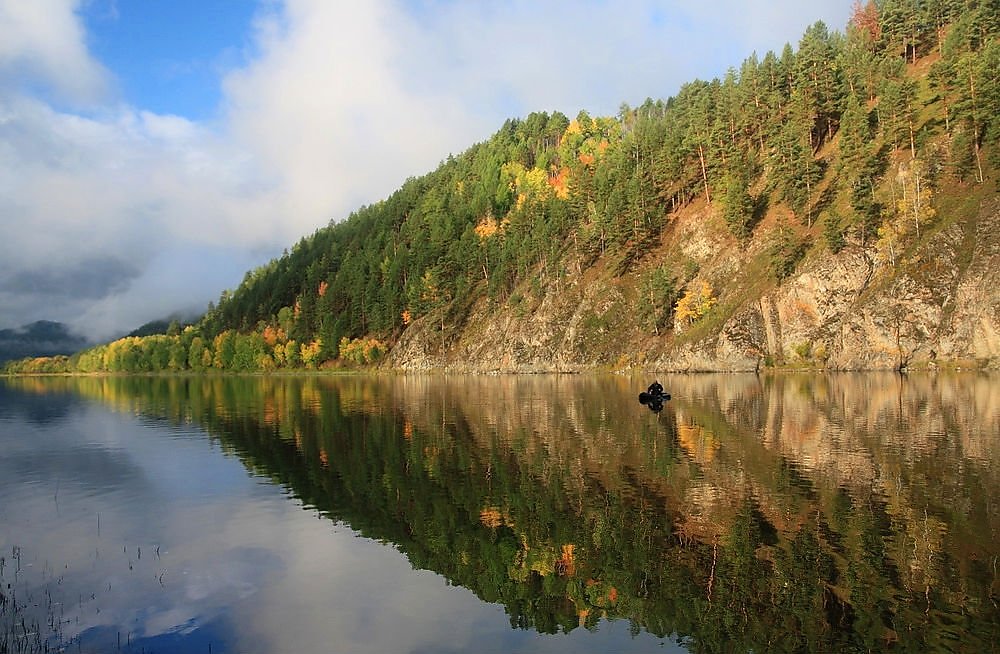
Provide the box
[638,381,670,411]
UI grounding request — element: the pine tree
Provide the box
[952,51,987,182]
[822,211,847,253]
[772,90,821,223]
[680,81,718,204]
[739,53,770,154]
[638,266,677,335]
[838,92,873,184]
[722,151,755,239]
[795,21,844,146]
[878,58,919,156]
[768,223,809,282]
[841,17,881,101]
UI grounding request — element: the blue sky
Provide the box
[82,1,257,120]
[0,0,852,339]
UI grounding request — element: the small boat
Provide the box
[638,381,670,411]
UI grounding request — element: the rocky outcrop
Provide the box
[754,196,1000,370]
[387,194,1000,372]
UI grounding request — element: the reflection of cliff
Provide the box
[7,373,999,651]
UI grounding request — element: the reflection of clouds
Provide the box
[228,508,493,654]
[3,492,288,651]
[226,502,675,654]
[4,389,671,654]
[0,480,278,646]
[0,402,275,650]
[0,445,146,493]
[0,378,82,425]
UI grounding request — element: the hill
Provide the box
[126,313,199,338]
[0,321,89,365]
[6,1,999,374]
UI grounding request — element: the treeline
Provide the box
[7,0,999,374]
[2,327,386,374]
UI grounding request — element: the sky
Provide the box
[0,0,852,341]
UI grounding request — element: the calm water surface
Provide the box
[1,373,998,653]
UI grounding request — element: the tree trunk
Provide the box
[969,64,985,184]
[909,117,916,159]
[698,144,711,204]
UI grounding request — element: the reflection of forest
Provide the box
[10,372,999,651]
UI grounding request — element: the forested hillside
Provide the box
[8,0,1000,374]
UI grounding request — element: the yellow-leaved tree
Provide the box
[474,213,500,281]
[877,158,937,268]
[300,339,323,369]
[501,162,553,212]
[674,281,717,329]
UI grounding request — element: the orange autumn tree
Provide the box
[850,0,880,43]
[674,281,717,328]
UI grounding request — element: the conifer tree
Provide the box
[822,211,847,253]
[675,80,720,205]
[772,90,821,222]
[739,53,769,154]
[878,58,919,156]
[795,21,844,146]
[838,92,873,183]
[722,151,755,239]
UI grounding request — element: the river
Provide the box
[1,372,997,652]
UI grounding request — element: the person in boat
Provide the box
[638,381,670,411]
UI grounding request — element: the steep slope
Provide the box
[7,2,999,375]
[389,178,999,371]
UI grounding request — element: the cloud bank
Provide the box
[0,0,850,340]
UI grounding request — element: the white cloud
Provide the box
[221,0,484,224]
[0,0,109,103]
[0,95,281,338]
[0,0,852,339]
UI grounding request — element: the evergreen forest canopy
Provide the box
[6,0,1000,374]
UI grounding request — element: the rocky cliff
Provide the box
[388,185,1000,372]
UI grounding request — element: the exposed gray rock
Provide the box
[387,195,1000,372]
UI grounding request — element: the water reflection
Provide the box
[3,372,999,652]
[0,378,83,425]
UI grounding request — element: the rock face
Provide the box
[761,196,1000,371]
[388,194,1000,372]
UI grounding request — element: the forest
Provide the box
[6,0,999,374]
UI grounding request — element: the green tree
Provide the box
[850,172,883,247]
[768,222,809,282]
[878,59,919,156]
[679,80,718,204]
[772,90,821,222]
[722,160,755,239]
[842,4,881,100]
[168,338,187,371]
[188,336,208,371]
[638,266,677,335]
[795,21,843,146]
[838,92,873,184]
[822,211,847,253]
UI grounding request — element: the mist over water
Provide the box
[2,372,998,652]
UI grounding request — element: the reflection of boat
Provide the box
[638,381,670,411]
